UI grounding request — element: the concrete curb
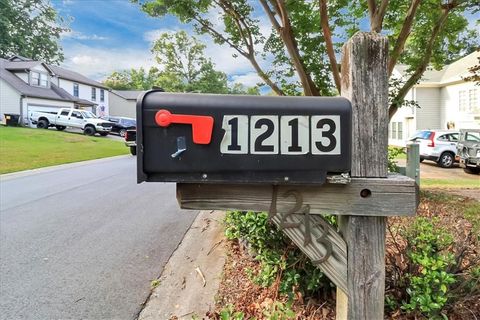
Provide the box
[138,210,226,320]
[0,155,131,181]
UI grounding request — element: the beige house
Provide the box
[108,90,144,119]
[389,51,480,146]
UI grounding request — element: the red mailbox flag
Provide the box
[155,109,214,145]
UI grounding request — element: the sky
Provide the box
[52,0,264,87]
[51,0,479,89]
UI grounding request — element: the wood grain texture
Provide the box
[339,32,389,320]
[269,213,347,292]
[177,174,416,217]
[341,32,388,179]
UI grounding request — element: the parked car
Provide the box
[102,116,136,137]
[457,129,480,174]
[125,129,136,155]
[409,130,459,168]
[29,108,113,136]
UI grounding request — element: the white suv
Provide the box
[409,130,459,168]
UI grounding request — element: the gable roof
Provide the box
[394,50,480,86]
[3,60,55,75]
[5,54,108,89]
[48,64,109,89]
[0,58,94,105]
[111,90,144,100]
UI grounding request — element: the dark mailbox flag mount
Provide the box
[137,90,352,184]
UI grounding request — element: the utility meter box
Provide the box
[137,91,351,184]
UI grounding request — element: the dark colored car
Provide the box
[125,129,136,155]
[103,116,136,137]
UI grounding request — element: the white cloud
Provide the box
[143,28,179,43]
[61,30,108,41]
[61,44,155,81]
[230,72,263,87]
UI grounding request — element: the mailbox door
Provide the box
[138,91,351,184]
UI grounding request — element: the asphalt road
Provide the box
[0,156,198,320]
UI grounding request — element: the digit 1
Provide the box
[227,117,241,151]
[288,118,302,152]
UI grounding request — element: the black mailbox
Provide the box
[137,90,351,184]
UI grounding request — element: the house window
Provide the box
[389,121,404,140]
[459,91,467,112]
[391,122,397,140]
[470,89,478,112]
[40,73,48,87]
[30,71,49,87]
[73,83,79,97]
[100,89,104,102]
[91,88,96,101]
[31,72,40,86]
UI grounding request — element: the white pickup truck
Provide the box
[30,108,113,136]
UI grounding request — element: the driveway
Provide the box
[0,157,198,320]
[397,159,479,200]
[417,160,479,180]
[397,159,479,181]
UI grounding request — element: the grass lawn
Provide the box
[0,125,129,174]
[421,178,480,188]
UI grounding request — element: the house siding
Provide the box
[440,82,480,129]
[0,79,21,122]
[415,87,442,130]
[13,71,28,83]
[109,92,136,118]
[58,78,109,116]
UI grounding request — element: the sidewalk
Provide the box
[138,210,226,320]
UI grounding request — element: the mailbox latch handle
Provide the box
[171,136,187,158]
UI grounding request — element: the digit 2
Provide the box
[250,116,278,154]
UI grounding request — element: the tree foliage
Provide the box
[463,49,480,85]
[103,67,161,90]
[152,31,229,93]
[0,0,67,64]
[134,0,479,119]
[103,31,259,94]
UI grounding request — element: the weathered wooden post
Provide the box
[337,32,389,320]
[406,142,420,185]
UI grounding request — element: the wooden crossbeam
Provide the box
[177,174,416,217]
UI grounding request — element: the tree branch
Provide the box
[388,0,421,76]
[373,0,389,32]
[192,15,285,96]
[367,0,377,21]
[260,0,320,95]
[389,5,452,119]
[319,0,341,93]
[260,0,281,32]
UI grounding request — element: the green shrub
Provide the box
[218,304,246,320]
[388,146,405,173]
[224,211,332,297]
[401,217,456,318]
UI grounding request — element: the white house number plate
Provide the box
[220,115,341,155]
